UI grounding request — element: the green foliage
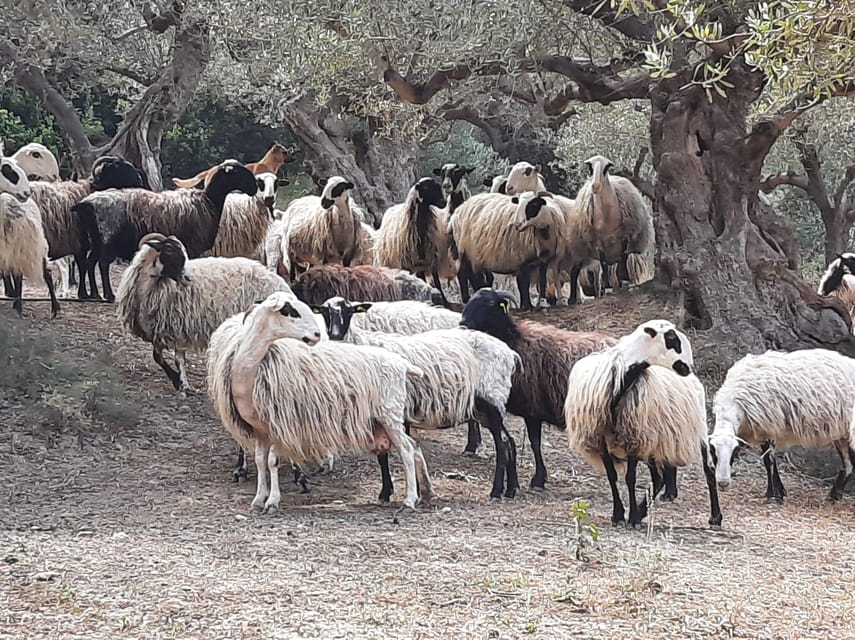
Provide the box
[0,313,139,430]
[418,125,506,187]
[568,499,599,561]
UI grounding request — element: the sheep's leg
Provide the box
[68,257,78,287]
[174,350,193,393]
[762,441,786,502]
[53,258,69,298]
[476,398,511,499]
[264,445,282,512]
[701,442,723,529]
[515,268,534,311]
[152,345,182,390]
[11,275,23,316]
[232,445,248,482]
[3,273,12,297]
[626,457,646,528]
[376,453,394,503]
[291,461,309,493]
[661,464,678,501]
[568,262,582,304]
[413,445,434,504]
[250,441,271,512]
[829,441,853,501]
[42,258,60,318]
[503,426,519,498]
[84,251,100,300]
[483,272,494,288]
[648,462,664,498]
[456,257,472,302]
[384,424,420,510]
[463,419,481,456]
[74,253,89,299]
[601,445,625,526]
[98,258,115,303]
[430,270,449,306]
[526,417,548,490]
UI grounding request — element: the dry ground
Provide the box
[1,274,854,640]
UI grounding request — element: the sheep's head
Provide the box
[835,252,855,276]
[268,143,288,164]
[91,156,145,190]
[320,176,354,209]
[619,319,693,376]
[510,191,557,233]
[584,155,614,195]
[708,404,745,489]
[12,143,60,182]
[251,292,322,345]
[460,288,519,345]
[505,162,541,196]
[311,296,372,341]
[0,158,32,202]
[142,233,191,284]
[413,177,446,209]
[432,163,474,195]
[207,160,258,197]
[255,172,285,211]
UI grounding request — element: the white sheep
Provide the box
[115,233,290,392]
[564,320,722,528]
[709,349,855,504]
[10,143,60,182]
[817,255,855,331]
[316,296,521,499]
[503,162,547,197]
[206,291,431,512]
[280,176,365,271]
[575,155,654,290]
[0,157,60,317]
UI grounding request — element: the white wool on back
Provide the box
[0,194,50,282]
[205,193,270,260]
[713,349,855,449]
[281,195,361,267]
[351,300,461,334]
[29,180,91,259]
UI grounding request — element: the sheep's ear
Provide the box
[511,196,519,204]
[498,300,510,314]
[144,239,163,250]
[643,326,657,338]
[276,177,290,187]
[432,168,442,176]
[352,302,372,313]
[534,164,542,173]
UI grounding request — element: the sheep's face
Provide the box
[312,296,372,341]
[255,292,322,345]
[255,172,285,210]
[13,143,60,182]
[414,177,446,208]
[92,156,145,190]
[0,158,32,202]
[460,288,517,343]
[269,143,288,164]
[505,162,541,196]
[708,405,744,488]
[510,191,555,232]
[836,251,855,276]
[320,176,354,209]
[622,319,694,376]
[585,155,614,195]
[143,234,190,283]
[433,163,473,195]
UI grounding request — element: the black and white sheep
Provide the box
[74,160,258,302]
[115,233,290,392]
[206,292,431,512]
[709,349,855,504]
[565,320,722,529]
[817,254,855,330]
[0,157,60,317]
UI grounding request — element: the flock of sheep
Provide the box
[1,137,855,532]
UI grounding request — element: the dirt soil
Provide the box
[2,275,854,640]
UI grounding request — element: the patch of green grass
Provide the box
[0,314,139,430]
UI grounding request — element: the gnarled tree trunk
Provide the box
[280,97,417,222]
[650,68,855,360]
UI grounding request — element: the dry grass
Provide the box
[1,272,854,640]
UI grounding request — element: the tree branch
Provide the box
[382,58,509,105]
[439,104,506,154]
[561,0,656,42]
[760,172,810,193]
[833,164,855,211]
[102,65,159,86]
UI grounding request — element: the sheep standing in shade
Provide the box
[206,292,431,512]
[316,296,521,500]
[74,160,258,301]
[564,320,721,528]
[375,177,455,303]
[709,349,855,504]
[460,288,621,490]
[817,254,855,330]
[575,155,654,290]
[116,233,290,392]
[0,157,60,317]
[280,176,365,272]
[290,264,444,306]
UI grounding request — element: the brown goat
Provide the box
[172,143,288,189]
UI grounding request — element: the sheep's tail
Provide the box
[626,253,652,285]
[172,169,212,189]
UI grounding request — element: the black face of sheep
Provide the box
[310,298,372,341]
[320,179,355,209]
[414,177,446,208]
[460,288,519,345]
[836,252,855,276]
[91,156,146,190]
[433,164,474,194]
[145,236,190,284]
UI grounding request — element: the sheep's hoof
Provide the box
[263,503,279,515]
[490,491,503,501]
[767,496,785,505]
[504,487,516,499]
[462,448,478,457]
[660,491,678,502]
[378,492,392,503]
[250,496,267,512]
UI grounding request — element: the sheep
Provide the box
[503,162,547,197]
[449,192,565,310]
[115,233,290,392]
[315,296,521,499]
[351,222,378,266]
[172,143,287,189]
[460,288,625,491]
[709,349,855,504]
[0,156,60,317]
[290,264,444,307]
[564,319,722,528]
[375,177,456,303]
[10,143,60,182]
[203,172,284,261]
[74,160,258,302]
[483,175,507,194]
[206,291,432,512]
[28,156,145,300]
[575,154,654,290]
[817,254,855,329]
[433,163,473,211]
[279,176,365,272]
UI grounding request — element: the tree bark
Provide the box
[650,67,855,358]
[279,97,418,221]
